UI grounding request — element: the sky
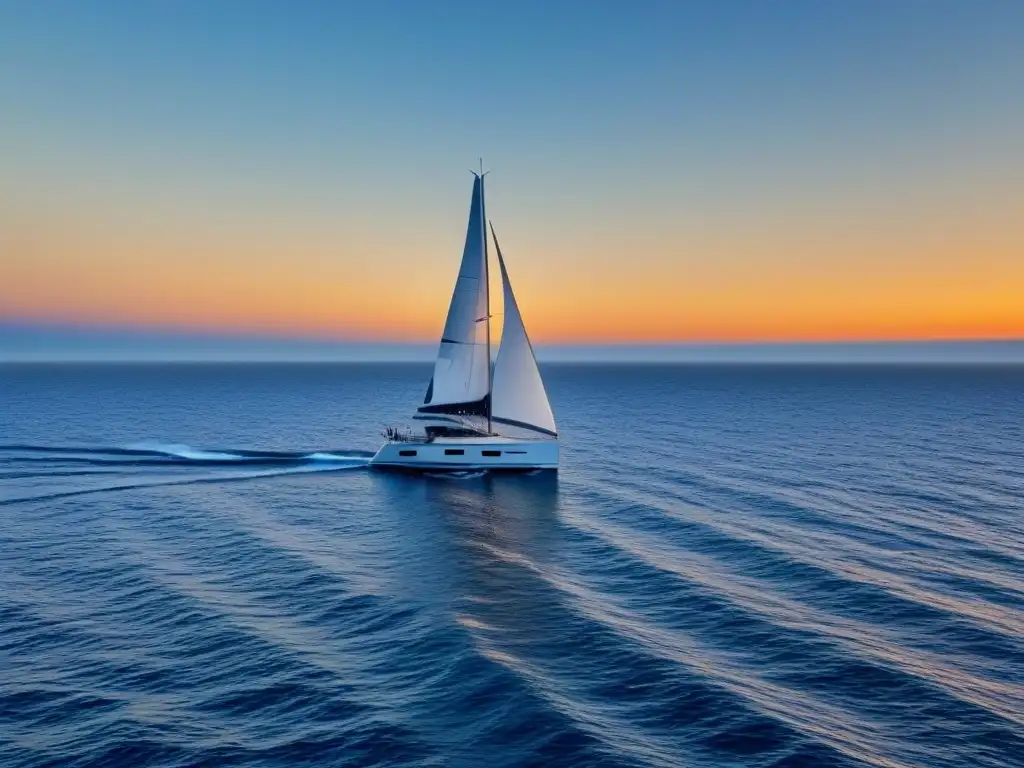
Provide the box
[1,0,1022,360]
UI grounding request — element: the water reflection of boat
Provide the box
[372,471,562,625]
[424,474,564,648]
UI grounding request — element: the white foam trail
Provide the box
[126,442,244,461]
[304,452,369,463]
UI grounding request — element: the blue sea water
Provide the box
[1,363,1022,768]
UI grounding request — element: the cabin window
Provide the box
[399,450,417,457]
[505,450,527,454]
[444,449,465,456]
[481,450,502,457]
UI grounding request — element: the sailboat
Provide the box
[370,168,558,471]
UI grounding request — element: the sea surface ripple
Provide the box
[1,363,1022,767]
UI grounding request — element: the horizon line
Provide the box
[2,318,1024,347]
[3,337,1022,364]
[5,360,1024,367]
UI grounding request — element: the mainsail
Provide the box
[489,224,558,437]
[418,173,491,418]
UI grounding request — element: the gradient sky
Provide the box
[2,0,1022,349]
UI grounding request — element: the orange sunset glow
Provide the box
[3,196,1022,345]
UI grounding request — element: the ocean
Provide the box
[1,363,1022,767]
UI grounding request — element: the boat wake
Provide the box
[0,442,374,468]
[0,443,373,506]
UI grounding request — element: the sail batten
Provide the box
[488,224,558,438]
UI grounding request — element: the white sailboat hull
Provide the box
[370,436,558,471]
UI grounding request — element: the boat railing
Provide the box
[383,426,427,443]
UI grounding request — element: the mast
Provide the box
[479,158,492,434]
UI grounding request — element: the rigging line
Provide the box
[480,163,493,435]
